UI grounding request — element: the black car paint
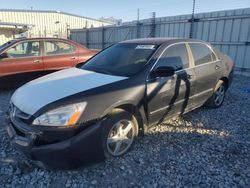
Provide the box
[7,38,234,169]
[7,115,105,170]
[0,71,56,88]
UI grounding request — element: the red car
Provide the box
[0,37,98,87]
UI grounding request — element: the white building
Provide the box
[0,9,113,44]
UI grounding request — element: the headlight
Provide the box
[32,102,87,127]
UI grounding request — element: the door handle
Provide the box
[215,65,221,70]
[33,60,40,63]
[70,56,76,60]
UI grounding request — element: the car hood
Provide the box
[11,68,127,115]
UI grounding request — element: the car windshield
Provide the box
[80,43,158,77]
[0,40,15,50]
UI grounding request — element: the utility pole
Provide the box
[151,12,156,38]
[137,8,140,22]
[101,16,104,27]
[136,8,141,38]
[189,0,196,38]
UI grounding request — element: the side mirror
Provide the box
[152,66,175,77]
[0,52,8,59]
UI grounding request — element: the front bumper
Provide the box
[6,116,105,170]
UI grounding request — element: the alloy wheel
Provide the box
[106,119,135,156]
[214,84,225,106]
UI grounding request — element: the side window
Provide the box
[189,43,213,66]
[45,41,75,55]
[211,51,217,61]
[6,41,40,58]
[155,44,189,71]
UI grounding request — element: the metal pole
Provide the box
[86,29,89,48]
[102,26,105,49]
[189,0,196,38]
[136,8,141,38]
[151,12,156,38]
[137,8,140,22]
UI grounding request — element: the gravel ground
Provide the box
[0,75,249,188]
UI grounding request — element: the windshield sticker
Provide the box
[135,45,156,50]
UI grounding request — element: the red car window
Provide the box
[44,41,75,56]
[6,41,40,58]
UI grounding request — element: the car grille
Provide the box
[9,102,31,120]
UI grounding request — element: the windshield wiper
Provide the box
[92,68,114,75]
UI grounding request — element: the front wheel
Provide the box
[102,109,138,157]
[205,81,226,108]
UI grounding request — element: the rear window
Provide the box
[189,43,213,66]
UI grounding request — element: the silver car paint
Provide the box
[11,68,127,115]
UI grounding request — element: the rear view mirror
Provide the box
[152,66,175,77]
[0,52,8,59]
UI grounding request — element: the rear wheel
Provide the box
[205,81,226,108]
[102,109,138,157]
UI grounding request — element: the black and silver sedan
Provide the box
[6,38,234,169]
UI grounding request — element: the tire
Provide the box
[101,109,139,157]
[205,80,226,108]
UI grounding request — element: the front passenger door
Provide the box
[0,40,43,84]
[147,43,196,125]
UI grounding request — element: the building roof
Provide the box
[0,22,33,27]
[0,9,114,24]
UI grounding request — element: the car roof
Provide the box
[13,37,72,42]
[120,37,208,46]
[0,37,86,52]
[5,37,83,48]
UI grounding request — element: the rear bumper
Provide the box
[6,116,105,170]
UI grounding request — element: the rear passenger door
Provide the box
[43,40,78,71]
[188,43,222,105]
